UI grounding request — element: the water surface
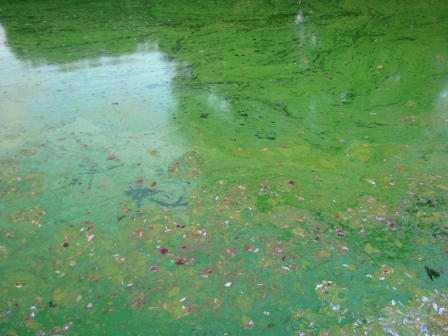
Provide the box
[1,1,448,335]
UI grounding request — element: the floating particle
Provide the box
[200,268,213,278]
[366,179,376,186]
[242,320,255,329]
[62,237,70,248]
[175,258,186,265]
[335,228,344,237]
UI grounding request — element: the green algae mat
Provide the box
[1,0,448,334]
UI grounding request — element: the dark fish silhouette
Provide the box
[424,266,440,281]
[125,185,188,208]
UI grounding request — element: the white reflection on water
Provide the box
[0,23,182,159]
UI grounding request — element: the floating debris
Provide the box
[175,259,184,265]
[107,153,118,161]
[62,237,70,248]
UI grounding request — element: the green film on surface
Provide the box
[0,0,447,335]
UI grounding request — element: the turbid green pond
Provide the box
[1,0,448,335]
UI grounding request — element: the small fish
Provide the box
[424,266,440,281]
[125,185,188,208]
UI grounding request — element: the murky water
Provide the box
[1,1,448,335]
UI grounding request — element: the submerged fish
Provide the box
[424,266,441,281]
[125,184,188,208]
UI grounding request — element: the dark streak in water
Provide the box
[125,184,188,208]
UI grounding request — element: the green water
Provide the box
[1,0,448,334]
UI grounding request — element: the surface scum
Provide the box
[0,0,448,335]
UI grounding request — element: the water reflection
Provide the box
[0,23,182,160]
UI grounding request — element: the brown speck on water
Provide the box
[148,181,157,190]
[147,148,159,156]
[134,229,144,238]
